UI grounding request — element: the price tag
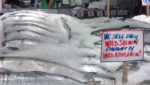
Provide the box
[111,10,117,16]
[63,0,69,4]
[88,9,94,17]
[97,10,104,17]
[66,9,73,16]
[76,10,84,17]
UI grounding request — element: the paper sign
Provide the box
[101,30,144,62]
[97,10,104,17]
[63,0,69,4]
[88,9,94,17]
[142,0,150,5]
[76,10,84,17]
[66,9,73,16]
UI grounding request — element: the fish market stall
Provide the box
[0,10,149,85]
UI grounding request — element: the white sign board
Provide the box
[101,30,144,62]
[63,0,69,4]
[142,0,150,5]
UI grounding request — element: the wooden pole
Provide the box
[146,5,150,16]
[48,0,54,9]
[106,0,110,17]
[122,62,128,84]
[34,0,38,9]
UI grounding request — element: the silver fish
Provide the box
[0,57,90,83]
[0,11,127,85]
[2,16,45,23]
[0,58,114,85]
[125,19,150,28]
[5,40,38,49]
[4,31,60,44]
[3,20,69,38]
[4,21,54,33]
[1,11,48,21]
[0,45,121,73]
[0,71,87,85]
[3,19,48,27]
[4,26,69,42]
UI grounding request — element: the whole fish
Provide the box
[125,19,150,28]
[0,43,122,72]
[0,71,87,85]
[4,31,60,45]
[0,10,127,85]
[0,58,114,85]
[0,57,90,83]
[4,26,69,43]
[0,55,118,84]
[0,11,48,21]
[4,21,54,33]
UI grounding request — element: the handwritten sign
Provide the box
[76,10,84,17]
[66,9,73,16]
[88,9,94,17]
[97,10,104,17]
[101,30,144,62]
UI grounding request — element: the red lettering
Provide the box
[105,41,110,47]
[128,41,132,45]
[104,50,142,59]
[105,41,118,47]
[105,40,138,47]
[103,53,115,59]
[134,40,138,45]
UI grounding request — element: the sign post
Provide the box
[122,62,128,84]
[106,0,110,17]
[0,0,2,11]
[146,5,149,16]
[101,30,144,84]
[142,0,150,16]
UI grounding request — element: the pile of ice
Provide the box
[0,10,117,85]
[82,15,150,85]
[133,15,150,23]
[0,10,150,85]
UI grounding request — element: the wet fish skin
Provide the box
[0,58,112,78]
[0,10,125,85]
[4,22,54,33]
[4,26,69,43]
[0,71,87,85]
[0,11,49,21]
[0,57,93,83]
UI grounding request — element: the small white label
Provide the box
[63,0,69,4]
